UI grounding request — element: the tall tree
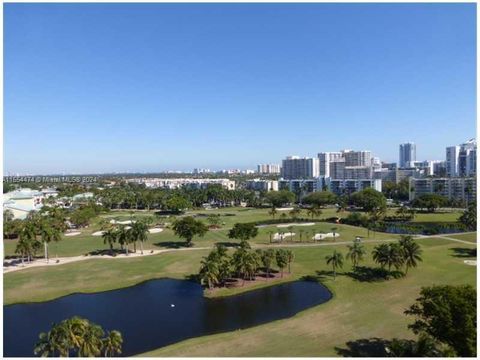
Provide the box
[227,223,258,243]
[286,249,295,273]
[102,331,123,357]
[260,249,275,280]
[325,250,344,279]
[399,236,423,274]
[275,249,288,278]
[346,239,366,269]
[172,216,208,247]
[102,229,118,255]
[459,201,476,230]
[405,285,476,357]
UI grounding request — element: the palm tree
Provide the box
[199,257,220,289]
[299,229,304,242]
[102,229,118,255]
[116,226,130,255]
[34,317,123,357]
[346,239,366,269]
[307,206,322,220]
[325,250,343,279]
[286,249,294,273]
[287,226,294,241]
[275,249,288,278]
[244,251,260,281]
[289,207,301,220]
[78,323,104,357]
[34,327,66,357]
[16,222,41,263]
[132,220,149,254]
[372,243,390,269]
[268,231,274,243]
[387,243,405,272]
[103,330,123,357]
[268,206,277,219]
[41,222,62,262]
[373,243,404,272]
[399,236,423,274]
[260,249,275,280]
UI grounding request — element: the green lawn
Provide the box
[4,207,402,258]
[4,234,476,357]
[444,232,477,243]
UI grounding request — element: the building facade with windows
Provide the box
[245,179,279,192]
[257,164,281,174]
[281,156,319,179]
[409,177,476,203]
[328,179,382,196]
[399,142,416,168]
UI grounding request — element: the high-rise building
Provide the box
[257,164,281,174]
[329,158,345,179]
[318,152,343,177]
[446,146,460,177]
[409,177,476,204]
[245,179,279,192]
[281,156,319,179]
[342,150,372,167]
[446,139,476,177]
[399,142,416,168]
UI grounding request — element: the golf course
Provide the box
[3,206,476,356]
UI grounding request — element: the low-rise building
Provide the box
[3,188,44,219]
[128,178,236,190]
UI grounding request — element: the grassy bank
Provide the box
[4,234,476,356]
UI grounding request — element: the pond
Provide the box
[4,279,331,357]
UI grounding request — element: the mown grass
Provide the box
[4,233,476,356]
[4,207,406,257]
[445,232,477,243]
[139,237,476,357]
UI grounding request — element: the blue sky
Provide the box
[4,3,476,174]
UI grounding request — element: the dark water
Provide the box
[4,279,331,357]
[383,224,466,235]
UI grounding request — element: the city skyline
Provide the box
[4,3,476,174]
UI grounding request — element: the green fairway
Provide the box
[4,207,401,258]
[4,234,476,356]
[444,232,477,243]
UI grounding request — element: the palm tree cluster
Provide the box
[15,208,67,264]
[372,236,423,274]
[325,236,422,280]
[34,316,122,357]
[102,220,150,255]
[198,243,295,289]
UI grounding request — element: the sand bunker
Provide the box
[109,220,135,225]
[92,231,105,236]
[273,232,295,241]
[65,232,81,237]
[277,223,315,228]
[464,260,477,266]
[312,232,340,240]
[148,228,164,234]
